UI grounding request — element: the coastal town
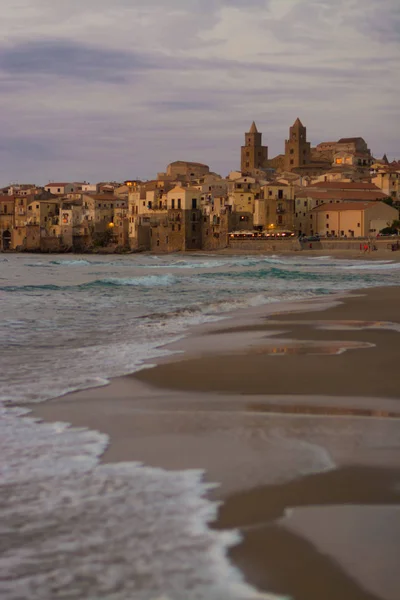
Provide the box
[1,118,399,253]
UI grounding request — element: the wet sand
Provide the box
[30,286,400,600]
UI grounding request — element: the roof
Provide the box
[82,194,118,201]
[309,182,379,190]
[45,182,69,187]
[296,190,387,201]
[312,202,378,212]
[169,161,209,168]
[249,121,258,133]
[337,137,364,143]
[293,117,304,128]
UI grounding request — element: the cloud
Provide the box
[0,0,399,185]
[0,40,151,83]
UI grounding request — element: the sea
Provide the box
[1,252,400,600]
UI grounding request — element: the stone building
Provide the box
[158,161,211,181]
[372,168,400,201]
[0,195,15,250]
[284,118,311,171]
[241,122,268,173]
[255,183,295,232]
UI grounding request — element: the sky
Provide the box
[1,0,399,185]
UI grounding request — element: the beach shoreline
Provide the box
[27,285,400,600]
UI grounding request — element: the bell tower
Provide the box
[241,122,268,173]
[284,118,311,171]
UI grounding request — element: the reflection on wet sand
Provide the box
[247,340,373,356]
[267,319,400,332]
[247,403,400,419]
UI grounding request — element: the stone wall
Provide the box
[228,238,301,251]
[40,236,62,252]
[227,237,400,253]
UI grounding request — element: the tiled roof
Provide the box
[312,202,377,212]
[82,194,118,201]
[296,190,387,201]
[45,183,69,187]
[309,182,378,190]
[337,137,364,143]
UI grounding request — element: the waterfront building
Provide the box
[310,201,398,238]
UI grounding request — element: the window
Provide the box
[192,199,197,209]
[290,149,294,154]
[171,199,175,209]
[178,224,181,231]
[36,205,39,209]
[177,199,181,209]
[290,160,294,165]
[192,224,196,232]
[326,224,329,229]
[326,214,329,219]
[246,162,249,168]
[278,190,283,199]
[304,201,307,207]
[57,188,60,193]
[357,223,360,227]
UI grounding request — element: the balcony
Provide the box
[276,207,286,214]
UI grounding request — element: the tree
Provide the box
[379,219,400,235]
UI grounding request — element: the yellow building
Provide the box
[372,169,400,200]
[256,183,295,231]
[310,201,398,238]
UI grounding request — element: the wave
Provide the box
[84,274,178,288]
[0,274,179,293]
[49,259,92,266]
[0,283,65,292]
[339,261,400,270]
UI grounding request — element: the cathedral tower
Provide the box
[241,122,268,172]
[284,118,311,171]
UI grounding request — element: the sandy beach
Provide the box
[30,286,400,600]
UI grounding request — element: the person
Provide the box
[364,244,368,253]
